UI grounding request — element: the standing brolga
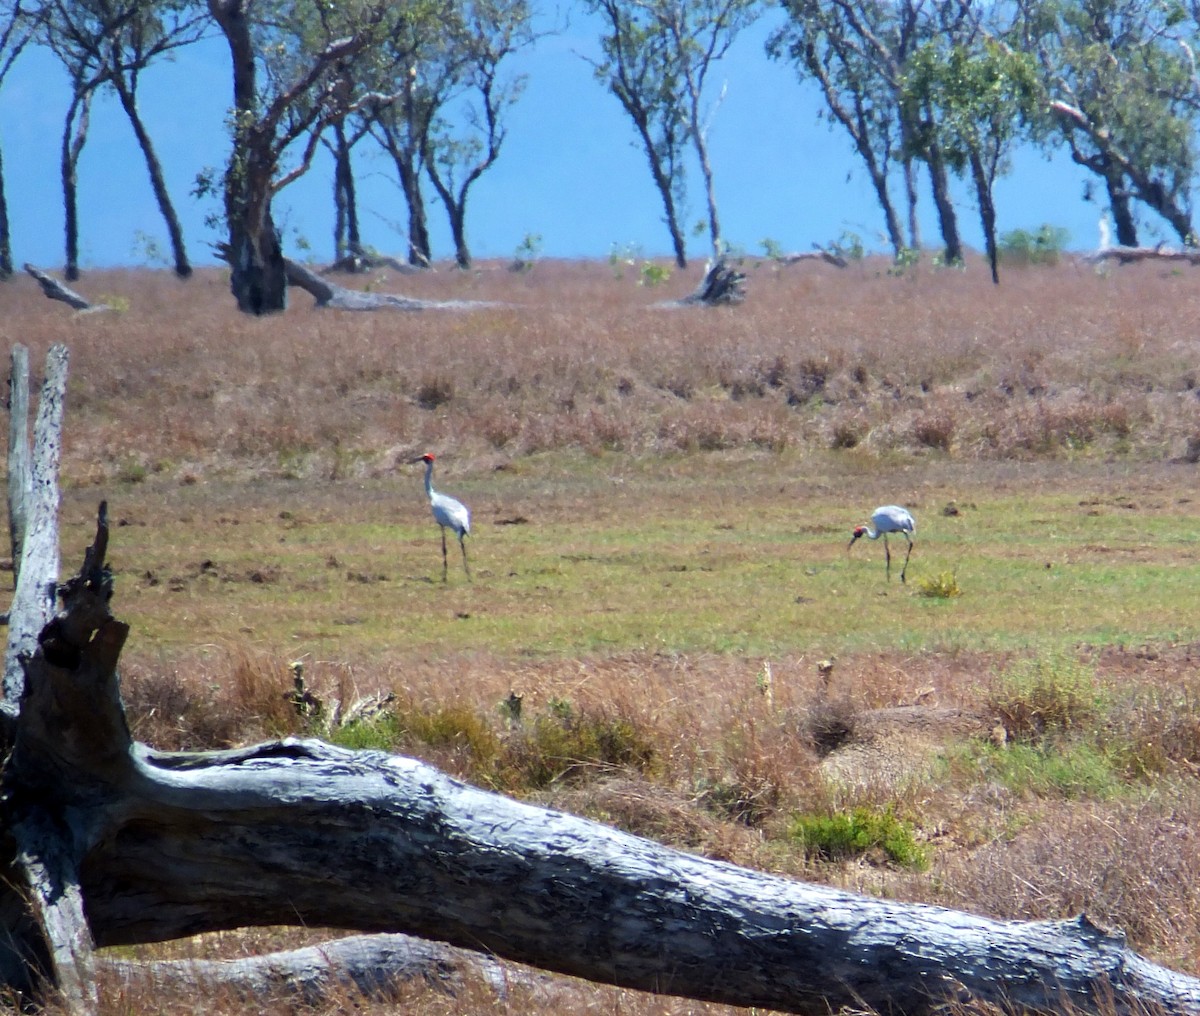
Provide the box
[414,453,471,582]
[848,505,915,583]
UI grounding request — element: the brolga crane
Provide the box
[414,453,471,582]
[848,505,915,583]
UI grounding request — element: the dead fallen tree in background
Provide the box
[23,264,117,313]
[3,345,1200,1016]
[283,257,497,311]
[322,244,427,275]
[1085,245,1200,265]
[672,257,748,306]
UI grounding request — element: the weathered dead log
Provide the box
[675,257,747,306]
[6,345,30,588]
[284,258,494,311]
[3,344,67,723]
[778,250,849,268]
[321,246,427,275]
[1085,245,1200,265]
[4,347,1200,1016]
[99,933,521,1004]
[23,265,116,313]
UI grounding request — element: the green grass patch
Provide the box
[786,806,929,869]
[964,739,1124,800]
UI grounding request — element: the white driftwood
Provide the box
[284,258,494,311]
[100,933,521,1004]
[23,264,116,312]
[1085,245,1200,265]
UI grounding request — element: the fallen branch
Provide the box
[322,246,428,276]
[23,265,116,313]
[100,933,523,1005]
[283,258,498,311]
[1084,245,1200,265]
[777,249,849,268]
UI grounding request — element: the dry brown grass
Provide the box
[5,257,1199,489]
[7,257,1200,1014]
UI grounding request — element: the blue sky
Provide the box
[2,8,1113,271]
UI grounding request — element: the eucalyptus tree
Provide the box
[207,0,392,313]
[358,10,441,268]
[420,0,537,269]
[769,0,966,265]
[768,0,922,256]
[34,0,207,279]
[901,7,1040,282]
[0,0,40,278]
[1019,0,1197,247]
[587,0,760,266]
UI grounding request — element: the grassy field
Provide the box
[7,254,1200,1014]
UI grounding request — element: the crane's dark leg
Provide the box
[883,535,891,581]
[900,533,913,584]
[459,533,471,580]
[440,527,449,582]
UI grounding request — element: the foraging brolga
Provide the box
[415,453,471,581]
[848,505,915,583]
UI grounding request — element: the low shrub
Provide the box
[787,806,928,869]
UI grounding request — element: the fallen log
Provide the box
[3,346,1200,1016]
[23,264,117,313]
[1084,245,1200,265]
[284,258,496,311]
[100,933,521,1004]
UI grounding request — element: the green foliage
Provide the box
[787,807,928,869]
[759,237,784,260]
[639,262,671,287]
[828,230,864,262]
[888,246,922,276]
[511,232,543,272]
[999,225,1070,266]
[916,570,961,599]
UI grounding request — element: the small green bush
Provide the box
[787,806,928,869]
[917,570,961,599]
[999,224,1069,266]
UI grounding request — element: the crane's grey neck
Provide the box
[423,459,435,499]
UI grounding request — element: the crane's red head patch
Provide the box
[852,526,867,538]
[422,453,435,463]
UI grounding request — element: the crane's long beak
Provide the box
[847,534,860,553]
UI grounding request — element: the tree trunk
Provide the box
[628,110,687,269]
[924,139,962,265]
[1105,170,1139,247]
[61,90,92,282]
[111,73,192,278]
[6,347,1200,1016]
[331,121,361,262]
[0,144,12,279]
[969,150,999,284]
[5,345,29,588]
[375,127,432,268]
[210,0,288,314]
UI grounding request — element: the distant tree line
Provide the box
[1,0,1198,311]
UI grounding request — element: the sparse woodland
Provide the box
[3,257,1200,1015]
